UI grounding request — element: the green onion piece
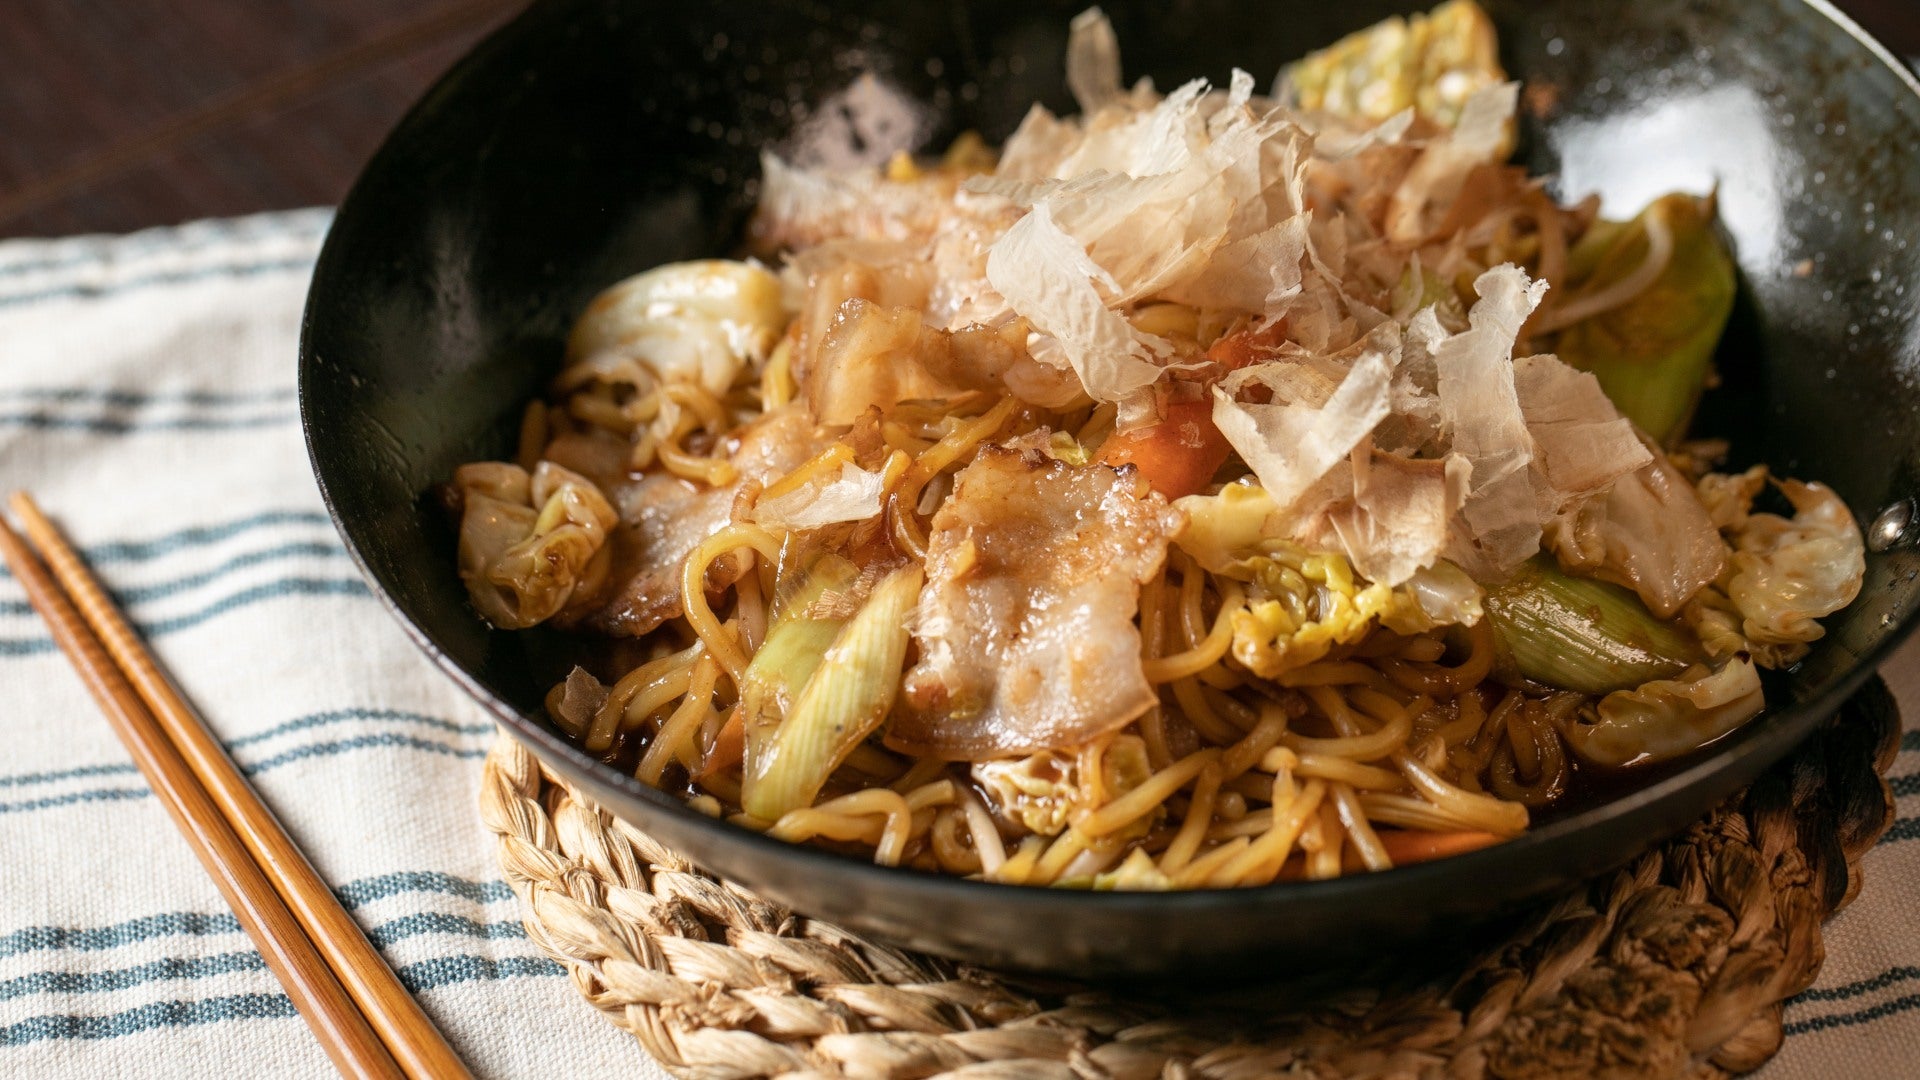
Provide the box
[1484,557,1703,695]
[738,554,860,797]
[741,564,924,820]
[1551,192,1737,445]
[1561,216,1631,286]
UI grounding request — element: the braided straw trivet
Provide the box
[478,679,1899,1079]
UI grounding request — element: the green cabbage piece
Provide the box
[1174,481,1483,678]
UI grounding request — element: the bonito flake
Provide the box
[1207,264,1604,585]
[1434,264,1547,576]
[1211,347,1396,512]
[968,14,1323,405]
[750,8,1663,589]
[1385,81,1519,242]
[986,201,1168,402]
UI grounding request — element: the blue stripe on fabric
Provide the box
[0,993,298,1046]
[0,955,555,1046]
[41,509,331,565]
[225,708,493,751]
[0,875,515,961]
[0,951,267,1003]
[395,954,560,993]
[0,709,487,790]
[104,542,346,604]
[1892,774,1920,798]
[0,256,316,313]
[1879,816,1920,845]
[0,919,527,1003]
[0,412,295,434]
[365,913,527,949]
[1901,731,1920,753]
[0,387,294,407]
[0,913,243,961]
[1791,965,1920,1007]
[1782,992,1920,1037]
[0,788,152,815]
[0,732,488,816]
[0,508,332,581]
[0,762,138,789]
[0,542,345,616]
[0,211,329,284]
[0,577,371,657]
[334,872,515,912]
[239,733,490,775]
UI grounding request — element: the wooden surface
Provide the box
[0,0,1914,239]
[0,0,524,237]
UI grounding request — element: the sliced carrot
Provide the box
[694,708,746,779]
[1375,829,1503,866]
[1096,319,1293,499]
[1204,316,1290,372]
[1098,400,1231,500]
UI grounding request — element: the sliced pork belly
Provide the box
[572,408,821,637]
[891,446,1182,760]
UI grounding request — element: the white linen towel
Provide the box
[0,212,662,1079]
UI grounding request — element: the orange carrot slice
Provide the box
[1204,317,1290,371]
[695,708,746,779]
[1375,829,1503,866]
[1098,400,1231,499]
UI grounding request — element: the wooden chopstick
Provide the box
[0,511,406,1080]
[6,494,473,1080]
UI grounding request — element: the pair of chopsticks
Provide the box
[0,494,471,1080]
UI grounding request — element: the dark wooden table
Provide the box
[1,0,1915,239]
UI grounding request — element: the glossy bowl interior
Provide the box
[301,0,1920,976]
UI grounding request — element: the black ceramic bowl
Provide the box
[302,0,1920,976]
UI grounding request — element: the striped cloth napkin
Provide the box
[0,211,1914,1077]
[0,213,657,1078]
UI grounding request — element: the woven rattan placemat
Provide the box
[477,679,1898,1079]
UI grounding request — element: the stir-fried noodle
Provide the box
[453,2,1866,889]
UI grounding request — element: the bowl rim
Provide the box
[299,0,1920,921]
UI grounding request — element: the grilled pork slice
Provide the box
[573,408,820,637]
[892,446,1183,760]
